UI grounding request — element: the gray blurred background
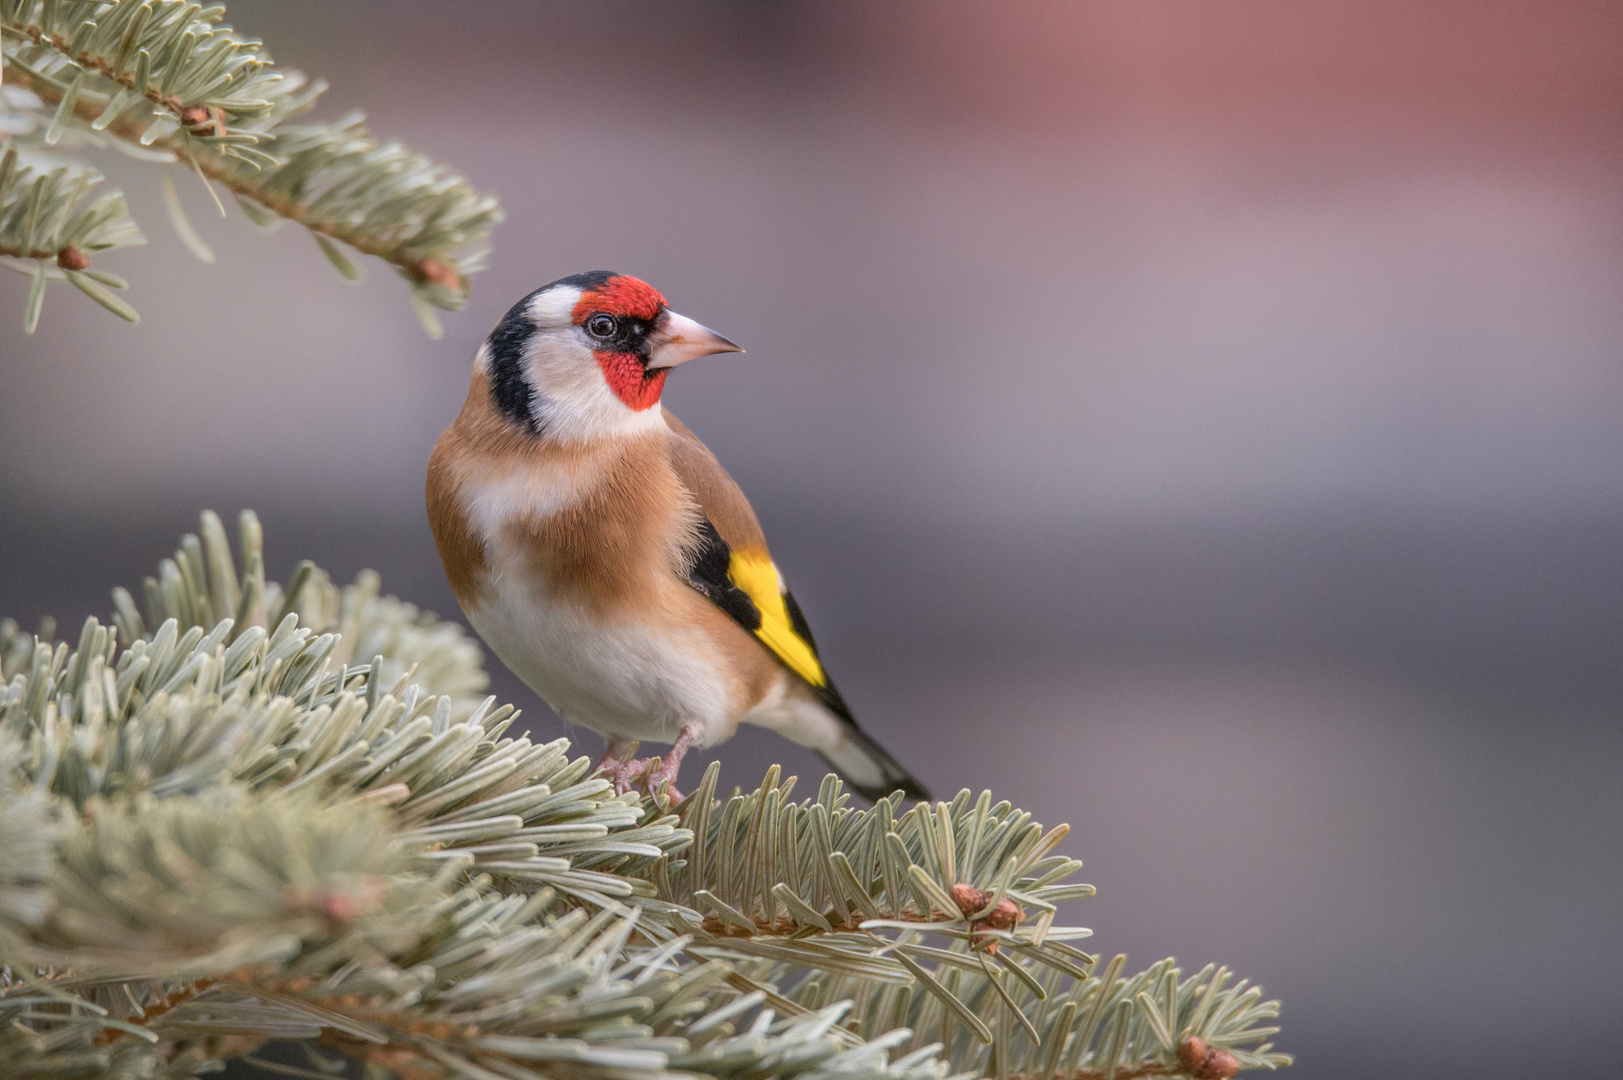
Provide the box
[3,2,1621,1077]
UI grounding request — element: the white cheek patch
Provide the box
[527,326,667,443]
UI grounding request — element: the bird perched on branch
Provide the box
[427,272,930,803]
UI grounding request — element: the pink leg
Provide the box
[593,737,645,795]
[644,724,699,806]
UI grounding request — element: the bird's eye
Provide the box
[585,313,616,339]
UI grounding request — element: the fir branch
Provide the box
[646,768,1285,1080]
[0,142,144,328]
[0,511,1291,1080]
[1,0,501,331]
[0,734,57,932]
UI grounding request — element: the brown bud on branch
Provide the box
[178,104,226,135]
[414,258,463,291]
[950,882,1024,953]
[1178,1035,1241,1079]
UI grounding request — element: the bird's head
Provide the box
[477,271,742,440]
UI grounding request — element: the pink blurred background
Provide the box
[4,4,1621,1078]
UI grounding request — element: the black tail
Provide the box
[817,722,931,803]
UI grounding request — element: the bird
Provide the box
[426,271,930,804]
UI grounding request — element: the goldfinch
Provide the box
[427,272,930,803]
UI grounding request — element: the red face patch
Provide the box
[574,275,670,411]
[572,275,666,322]
[596,351,668,411]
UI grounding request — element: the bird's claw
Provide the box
[594,757,682,804]
[593,725,694,805]
[644,761,684,806]
[596,757,647,796]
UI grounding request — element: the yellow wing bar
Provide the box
[726,550,827,687]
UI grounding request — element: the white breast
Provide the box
[461,466,739,747]
[462,456,603,545]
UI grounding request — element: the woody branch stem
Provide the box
[1,63,462,293]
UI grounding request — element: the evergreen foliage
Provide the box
[2,9,1291,1078]
[0,512,1292,1079]
[1,0,501,333]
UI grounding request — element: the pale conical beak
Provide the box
[646,310,743,370]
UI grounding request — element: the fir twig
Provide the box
[0,511,1291,1079]
[1,0,501,331]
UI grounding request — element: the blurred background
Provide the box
[3,2,1621,1078]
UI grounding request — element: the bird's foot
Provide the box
[643,757,685,806]
[591,726,696,805]
[643,724,697,807]
[593,756,683,803]
[597,757,650,796]
[593,739,646,796]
